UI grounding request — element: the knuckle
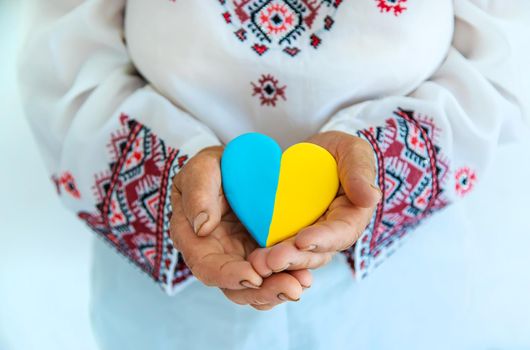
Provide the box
[355,160,376,178]
[199,273,217,287]
[350,140,376,167]
[353,136,373,152]
[172,170,183,186]
[323,254,334,266]
[199,277,217,288]
[189,261,213,285]
[189,191,211,210]
[174,168,188,188]
[229,297,248,306]
[302,254,320,269]
[318,253,332,267]
[177,155,204,183]
[251,304,273,311]
[338,237,356,252]
[170,183,181,204]
[222,291,247,306]
[248,296,269,306]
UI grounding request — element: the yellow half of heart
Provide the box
[266,143,340,247]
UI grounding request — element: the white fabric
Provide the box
[123,0,455,147]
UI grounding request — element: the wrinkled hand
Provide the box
[248,131,381,276]
[170,146,312,310]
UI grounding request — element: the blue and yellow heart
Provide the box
[221,133,340,247]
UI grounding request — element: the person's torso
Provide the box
[125,0,454,147]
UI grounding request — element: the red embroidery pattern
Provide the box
[455,167,477,197]
[251,74,287,106]
[342,109,450,277]
[375,0,408,16]
[78,114,192,291]
[218,0,344,57]
[52,172,81,199]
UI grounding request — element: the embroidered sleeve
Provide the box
[321,0,528,278]
[342,108,453,277]
[76,115,196,293]
[18,0,220,294]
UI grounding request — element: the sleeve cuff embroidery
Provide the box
[77,114,193,295]
[343,108,452,278]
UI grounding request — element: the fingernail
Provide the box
[301,244,317,252]
[193,212,209,235]
[240,280,261,289]
[302,284,312,289]
[263,271,273,278]
[370,184,383,200]
[272,263,291,273]
[278,293,300,302]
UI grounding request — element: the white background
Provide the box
[0,1,98,349]
[1,1,530,349]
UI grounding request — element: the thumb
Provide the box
[337,136,381,208]
[173,146,228,236]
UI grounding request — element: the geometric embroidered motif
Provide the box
[375,0,408,16]
[52,172,81,199]
[218,0,344,57]
[454,167,477,197]
[251,74,287,106]
[78,114,192,292]
[341,108,450,277]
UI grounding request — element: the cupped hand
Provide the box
[169,146,312,310]
[248,131,381,276]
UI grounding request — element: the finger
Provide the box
[287,269,313,289]
[336,136,381,208]
[266,238,334,271]
[249,240,331,275]
[247,248,273,278]
[222,273,303,306]
[170,199,262,289]
[174,146,227,236]
[309,132,381,208]
[193,254,263,290]
[250,304,275,311]
[169,190,192,251]
[295,196,375,253]
[232,272,312,310]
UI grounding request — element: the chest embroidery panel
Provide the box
[218,0,344,57]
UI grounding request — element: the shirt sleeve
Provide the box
[320,0,530,278]
[18,0,221,294]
